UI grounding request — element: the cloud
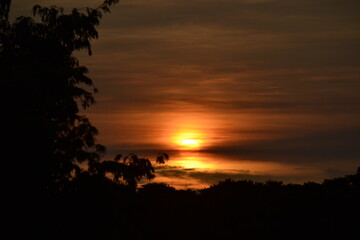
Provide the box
[149,164,318,189]
[13,0,357,180]
[202,126,360,163]
[9,0,360,186]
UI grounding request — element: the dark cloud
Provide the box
[202,126,360,163]
[103,0,360,33]
[324,168,351,179]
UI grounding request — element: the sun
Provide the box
[171,130,204,150]
[179,139,200,149]
[181,139,198,146]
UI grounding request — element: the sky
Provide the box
[11,0,360,189]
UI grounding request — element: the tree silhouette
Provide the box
[1,0,120,193]
[0,0,166,193]
[1,1,170,238]
[96,152,170,190]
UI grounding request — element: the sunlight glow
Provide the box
[171,156,214,169]
[181,139,198,146]
[163,113,223,151]
[172,131,203,150]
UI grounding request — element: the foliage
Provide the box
[0,0,166,192]
[135,167,360,240]
[95,152,170,189]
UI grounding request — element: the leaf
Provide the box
[114,154,122,162]
[156,152,170,164]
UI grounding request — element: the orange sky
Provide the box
[11,0,360,188]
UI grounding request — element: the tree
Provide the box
[1,2,170,237]
[1,1,170,238]
[0,0,117,192]
[97,152,170,189]
[0,0,166,193]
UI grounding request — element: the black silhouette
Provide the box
[1,0,123,193]
[0,1,166,238]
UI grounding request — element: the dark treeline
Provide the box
[27,167,360,240]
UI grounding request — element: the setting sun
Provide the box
[170,129,206,150]
[179,138,200,149]
[181,139,198,145]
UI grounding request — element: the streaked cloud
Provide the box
[11,0,360,186]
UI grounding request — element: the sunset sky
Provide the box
[11,0,360,188]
